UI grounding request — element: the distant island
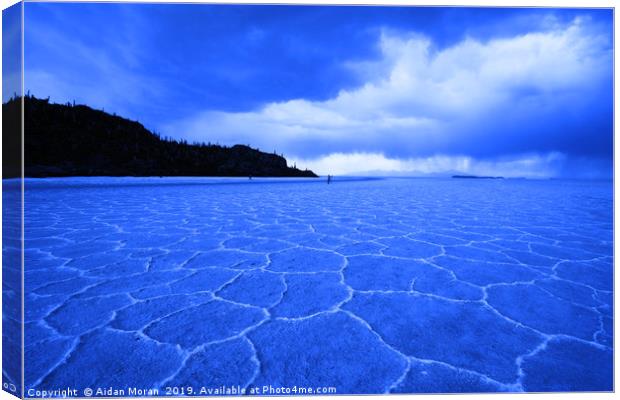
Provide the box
[452,175,504,179]
[3,95,317,178]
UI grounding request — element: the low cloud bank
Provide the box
[289,151,600,178]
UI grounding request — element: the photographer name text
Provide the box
[27,385,337,397]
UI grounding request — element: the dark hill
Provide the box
[5,96,317,178]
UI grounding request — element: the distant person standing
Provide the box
[327,174,332,184]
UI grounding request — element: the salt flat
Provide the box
[19,177,612,394]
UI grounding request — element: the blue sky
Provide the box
[3,3,21,102]
[23,4,613,177]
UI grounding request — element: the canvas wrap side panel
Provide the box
[3,2,24,398]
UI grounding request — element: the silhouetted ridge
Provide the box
[9,96,317,178]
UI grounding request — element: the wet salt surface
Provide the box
[15,177,613,394]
